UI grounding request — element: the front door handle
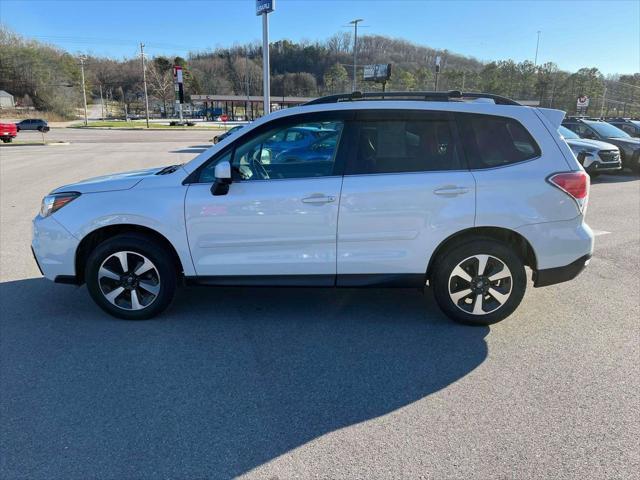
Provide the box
[302,194,336,204]
[433,186,470,197]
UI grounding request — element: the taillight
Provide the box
[548,171,590,213]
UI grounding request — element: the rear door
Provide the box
[336,109,476,285]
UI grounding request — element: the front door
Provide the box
[185,114,349,284]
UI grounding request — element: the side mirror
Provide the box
[211,161,232,196]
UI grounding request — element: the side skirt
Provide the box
[184,273,426,288]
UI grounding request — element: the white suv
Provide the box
[32,91,594,325]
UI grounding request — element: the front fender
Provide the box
[52,184,196,276]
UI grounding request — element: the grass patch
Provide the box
[0,140,46,146]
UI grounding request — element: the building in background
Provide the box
[0,91,15,109]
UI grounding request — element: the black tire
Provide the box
[588,171,599,179]
[85,234,177,320]
[432,238,526,326]
[213,136,219,144]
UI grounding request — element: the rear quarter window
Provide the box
[457,113,541,169]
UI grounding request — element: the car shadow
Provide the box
[170,145,212,154]
[591,171,639,183]
[0,278,489,479]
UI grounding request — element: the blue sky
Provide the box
[1,0,638,74]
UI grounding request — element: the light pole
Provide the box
[534,30,541,65]
[257,0,275,115]
[78,56,88,126]
[140,42,150,128]
[350,18,363,92]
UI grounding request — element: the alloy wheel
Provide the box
[448,254,513,315]
[98,251,161,311]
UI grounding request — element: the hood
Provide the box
[565,138,618,151]
[608,137,640,149]
[51,166,164,194]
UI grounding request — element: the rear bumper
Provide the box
[533,254,591,287]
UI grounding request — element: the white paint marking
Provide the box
[592,230,611,237]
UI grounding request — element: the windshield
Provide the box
[585,121,630,138]
[559,126,579,139]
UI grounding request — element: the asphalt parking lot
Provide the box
[1,129,639,479]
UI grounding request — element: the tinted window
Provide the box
[459,114,540,169]
[567,123,598,139]
[232,121,344,181]
[586,121,630,138]
[559,125,580,139]
[348,119,462,174]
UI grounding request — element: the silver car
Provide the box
[559,126,621,176]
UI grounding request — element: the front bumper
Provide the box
[32,214,79,281]
[533,254,591,287]
[579,152,622,173]
[585,160,622,173]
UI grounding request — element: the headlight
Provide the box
[40,192,80,217]
[578,148,598,157]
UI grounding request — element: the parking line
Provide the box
[592,230,611,236]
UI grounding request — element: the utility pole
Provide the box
[79,56,88,126]
[99,84,104,119]
[245,54,250,120]
[350,18,363,92]
[600,83,607,118]
[534,30,541,65]
[140,42,150,128]
[461,71,466,91]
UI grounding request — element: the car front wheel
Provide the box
[432,239,526,326]
[85,234,177,320]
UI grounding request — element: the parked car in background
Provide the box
[0,122,18,143]
[271,130,340,164]
[605,118,640,138]
[263,126,336,159]
[16,118,50,132]
[212,125,244,144]
[562,117,640,173]
[32,91,593,326]
[559,126,621,176]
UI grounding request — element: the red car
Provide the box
[0,122,18,143]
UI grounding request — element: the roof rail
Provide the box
[304,90,521,106]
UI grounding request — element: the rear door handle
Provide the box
[302,194,336,204]
[433,186,470,196]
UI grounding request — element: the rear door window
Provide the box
[457,113,541,169]
[346,111,463,174]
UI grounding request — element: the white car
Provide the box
[559,125,622,175]
[32,91,594,325]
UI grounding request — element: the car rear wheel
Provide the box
[432,239,526,326]
[85,234,177,320]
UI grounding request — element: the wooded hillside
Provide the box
[1,26,638,119]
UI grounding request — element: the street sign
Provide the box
[577,95,589,108]
[577,95,589,115]
[363,64,392,82]
[256,0,275,15]
[173,65,184,104]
